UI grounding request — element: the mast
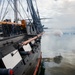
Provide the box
[26,0,43,33]
[14,0,18,23]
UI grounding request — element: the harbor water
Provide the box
[41,29,75,75]
[40,1,75,74]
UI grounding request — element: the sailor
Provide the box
[12,21,20,35]
[2,20,10,37]
[17,25,21,34]
[11,21,15,35]
[8,19,12,36]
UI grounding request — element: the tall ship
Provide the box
[0,0,43,75]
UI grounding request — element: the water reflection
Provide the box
[44,61,75,75]
[41,29,75,75]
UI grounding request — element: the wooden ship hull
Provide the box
[0,32,43,75]
[0,0,43,75]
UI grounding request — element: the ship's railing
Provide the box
[33,54,42,75]
[22,32,44,45]
[0,20,26,28]
[0,21,22,26]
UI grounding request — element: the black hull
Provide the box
[15,51,41,75]
[0,34,25,57]
[14,44,41,75]
[0,0,43,74]
[0,34,42,75]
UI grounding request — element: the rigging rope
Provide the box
[0,0,36,23]
[18,0,31,22]
[35,0,40,18]
[7,0,23,20]
[1,0,9,21]
[0,0,5,20]
[18,0,26,18]
[1,11,9,21]
[11,0,24,19]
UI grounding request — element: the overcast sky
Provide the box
[0,0,75,28]
[36,0,75,28]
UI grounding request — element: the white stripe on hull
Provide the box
[2,50,22,69]
[23,44,32,51]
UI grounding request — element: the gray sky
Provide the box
[0,0,75,28]
[37,0,75,28]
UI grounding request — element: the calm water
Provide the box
[41,29,75,75]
